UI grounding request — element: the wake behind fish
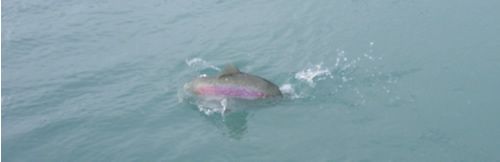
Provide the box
[276,43,402,106]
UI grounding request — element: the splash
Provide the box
[185,58,221,71]
[279,83,301,99]
[294,63,332,87]
[284,42,412,107]
[195,97,228,116]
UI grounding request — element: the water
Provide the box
[2,0,500,161]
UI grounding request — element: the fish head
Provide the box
[184,76,214,94]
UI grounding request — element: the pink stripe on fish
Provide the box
[195,85,266,100]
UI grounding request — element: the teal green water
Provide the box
[3,0,500,161]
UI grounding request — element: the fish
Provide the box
[184,64,282,100]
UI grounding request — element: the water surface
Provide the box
[3,0,500,161]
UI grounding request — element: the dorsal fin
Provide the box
[218,64,241,78]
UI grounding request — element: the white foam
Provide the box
[220,98,228,116]
[294,63,332,87]
[196,98,226,116]
[279,84,294,94]
[185,58,221,71]
[280,83,301,99]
